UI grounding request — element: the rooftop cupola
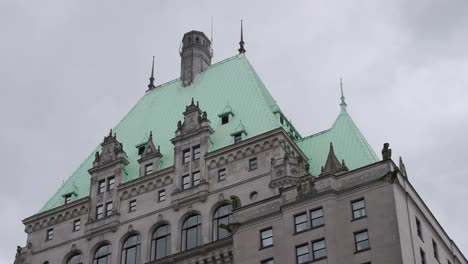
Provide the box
[179,30,213,87]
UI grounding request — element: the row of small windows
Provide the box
[46,205,232,263]
[416,216,452,264]
[98,176,115,194]
[182,145,201,164]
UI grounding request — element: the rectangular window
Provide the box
[182,175,191,189]
[296,244,310,264]
[432,239,439,260]
[420,248,426,264]
[192,171,200,186]
[138,146,145,155]
[310,207,324,228]
[107,176,115,191]
[193,145,201,160]
[46,229,54,241]
[280,116,284,125]
[96,204,104,219]
[354,230,370,252]
[294,213,308,233]
[145,163,154,175]
[312,239,326,260]
[221,114,229,125]
[249,158,258,170]
[64,194,72,204]
[129,200,136,212]
[73,219,80,231]
[261,258,274,264]
[260,228,273,248]
[105,202,113,216]
[234,133,242,143]
[158,189,166,202]
[416,217,423,240]
[98,180,106,194]
[182,149,190,164]
[218,168,226,181]
[352,198,366,219]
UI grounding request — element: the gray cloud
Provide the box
[1,0,467,262]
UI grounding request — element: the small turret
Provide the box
[180,31,213,87]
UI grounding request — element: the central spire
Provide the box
[180,31,213,87]
[238,20,246,54]
[340,78,347,112]
[148,56,155,89]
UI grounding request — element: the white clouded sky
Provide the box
[1,0,467,263]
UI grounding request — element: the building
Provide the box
[15,28,467,264]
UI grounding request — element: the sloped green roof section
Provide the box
[40,54,293,212]
[296,108,379,176]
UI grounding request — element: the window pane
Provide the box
[155,237,167,259]
[352,200,365,210]
[261,229,272,239]
[183,149,190,163]
[192,171,200,186]
[145,163,153,175]
[186,227,198,249]
[355,231,368,242]
[262,237,273,247]
[314,248,326,259]
[193,146,201,160]
[296,245,309,264]
[108,177,115,191]
[357,240,369,251]
[295,213,308,232]
[182,175,190,189]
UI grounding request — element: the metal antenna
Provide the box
[148,56,156,89]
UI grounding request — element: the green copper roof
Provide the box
[296,108,379,176]
[39,54,377,213]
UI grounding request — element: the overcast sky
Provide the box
[1,0,467,263]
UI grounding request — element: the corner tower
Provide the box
[180,31,213,86]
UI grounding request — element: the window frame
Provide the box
[310,207,324,228]
[354,229,370,253]
[182,214,202,251]
[212,204,233,241]
[233,133,242,143]
[432,239,439,261]
[64,194,72,204]
[129,200,136,212]
[145,163,154,175]
[182,174,191,190]
[96,204,104,220]
[158,189,166,202]
[294,212,308,233]
[192,171,200,186]
[93,244,111,264]
[107,176,115,191]
[73,219,81,232]
[151,224,171,260]
[66,253,83,264]
[295,243,310,264]
[260,227,273,249]
[416,217,424,241]
[105,202,113,216]
[420,248,426,264]
[98,180,106,194]
[192,145,201,160]
[221,114,229,125]
[182,149,190,164]
[311,238,327,261]
[351,198,367,220]
[46,228,54,241]
[249,158,258,171]
[121,234,140,264]
[260,258,274,264]
[218,168,226,182]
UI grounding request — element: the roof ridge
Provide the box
[296,128,332,142]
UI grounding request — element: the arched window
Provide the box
[67,253,83,264]
[182,214,201,250]
[121,234,140,264]
[151,225,171,260]
[213,204,233,241]
[93,244,111,264]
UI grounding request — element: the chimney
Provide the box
[180,31,213,87]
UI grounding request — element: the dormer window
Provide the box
[145,163,154,175]
[64,194,72,204]
[233,133,242,143]
[221,114,229,125]
[138,146,145,155]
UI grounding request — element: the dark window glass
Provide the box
[46,229,53,241]
[64,194,72,204]
[105,202,113,216]
[352,199,366,219]
[121,234,140,264]
[432,239,439,260]
[218,168,226,181]
[213,204,233,241]
[420,248,426,264]
[158,190,166,202]
[73,219,81,231]
[67,253,83,264]
[96,205,104,219]
[107,177,115,191]
[234,133,242,143]
[416,217,423,240]
[260,228,273,248]
[182,215,202,250]
[296,244,309,264]
[261,258,274,264]
[182,175,190,190]
[249,158,258,170]
[98,180,106,194]
[311,207,324,228]
[294,213,308,233]
[193,145,201,160]
[354,230,370,252]
[129,200,136,212]
[221,114,229,124]
[145,163,153,175]
[151,225,171,260]
[192,171,200,186]
[93,244,111,264]
[280,116,284,125]
[312,239,326,260]
[182,149,190,164]
[138,146,145,155]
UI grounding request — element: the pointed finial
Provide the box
[148,56,156,89]
[238,20,246,54]
[149,131,153,139]
[339,78,347,112]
